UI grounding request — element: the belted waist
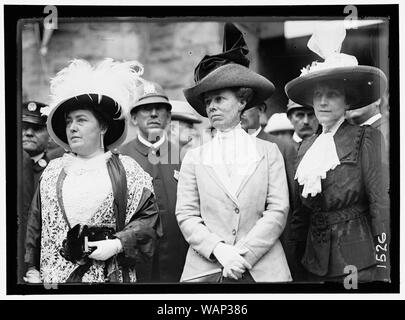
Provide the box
[310,203,368,228]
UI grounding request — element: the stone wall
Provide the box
[22,20,225,142]
[22,20,223,104]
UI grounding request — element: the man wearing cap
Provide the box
[22,101,53,187]
[169,100,203,161]
[20,101,51,283]
[119,81,188,282]
[286,100,320,150]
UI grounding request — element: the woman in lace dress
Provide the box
[284,24,390,282]
[24,59,160,283]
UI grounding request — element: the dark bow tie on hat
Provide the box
[194,23,250,84]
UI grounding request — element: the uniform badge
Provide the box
[38,159,47,168]
[27,102,37,112]
[174,170,180,181]
[143,82,157,95]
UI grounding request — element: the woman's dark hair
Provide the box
[64,104,109,131]
[230,87,254,105]
[64,104,110,151]
[313,79,358,108]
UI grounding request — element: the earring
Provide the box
[100,132,105,150]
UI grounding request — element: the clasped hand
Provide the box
[213,242,252,280]
[88,238,122,261]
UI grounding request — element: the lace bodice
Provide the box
[62,152,112,227]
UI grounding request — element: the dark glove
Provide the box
[60,224,116,264]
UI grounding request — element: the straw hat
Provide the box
[170,100,202,124]
[264,113,294,133]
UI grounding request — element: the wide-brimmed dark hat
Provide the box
[48,58,145,151]
[47,94,127,151]
[183,23,275,117]
[285,65,387,110]
[285,22,387,110]
[131,81,172,113]
[22,101,48,126]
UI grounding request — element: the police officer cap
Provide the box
[22,101,48,126]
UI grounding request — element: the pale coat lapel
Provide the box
[232,132,262,195]
[200,130,262,205]
[235,152,264,196]
[201,137,239,205]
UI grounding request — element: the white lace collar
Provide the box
[295,118,345,198]
[62,151,112,176]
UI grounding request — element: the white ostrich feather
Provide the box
[49,58,146,117]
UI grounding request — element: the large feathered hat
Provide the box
[285,21,387,110]
[183,23,275,117]
[47,58,145,150]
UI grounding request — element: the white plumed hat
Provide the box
[47,58,145,150]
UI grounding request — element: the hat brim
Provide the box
[286,105,314,117]
[131,96,172,112]
[171,113,202,124]
[183,63,275,117]
[22,115,47,126]
[285,66,387,110]
[47,94,127,151]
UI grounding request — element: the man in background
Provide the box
[169,100,202,161]
[119,81,188,282]
[20,101,51,283]
[22,101,52,187]
[286,100,320,150]
[346,97,389,154]
[264,112,295,144]
[240,103,304,280]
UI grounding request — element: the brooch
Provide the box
[38,159,47,168]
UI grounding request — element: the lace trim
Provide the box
[39,155,153,283]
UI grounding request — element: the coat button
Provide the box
[234,208,239,214]
[232,229,236,236]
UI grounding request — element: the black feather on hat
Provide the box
[184,23,275,117]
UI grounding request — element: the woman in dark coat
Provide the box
[285,24,390,282]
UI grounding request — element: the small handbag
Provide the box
[182,268,223,283]
[59,224,116,264]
